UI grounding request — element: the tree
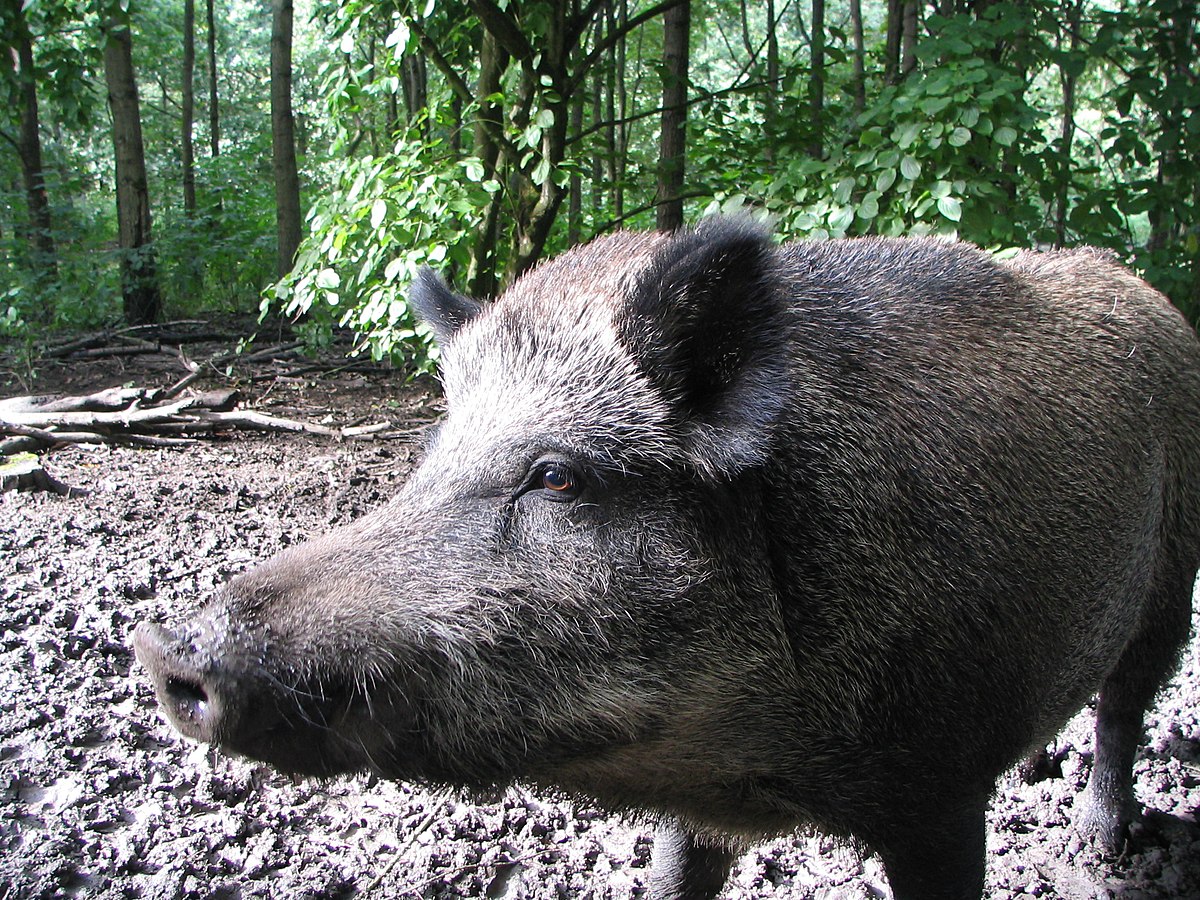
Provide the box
[1053,0,1084,247]
[206,0,219,159]
[103,11,162,326]
[808,0,825,157]
[271,0,302,278]
[656,0,690,230]
[182,0,196,213]
[849,0,865,114]
[2,0,58,305]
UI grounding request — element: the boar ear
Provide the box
[620,217,792,478]
[409,267,484,345]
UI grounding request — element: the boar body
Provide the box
[135,219,1200,900]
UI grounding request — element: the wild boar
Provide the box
[134,217,1200,900]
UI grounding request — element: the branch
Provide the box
[0,382,400,462]
[569,76,782,147]
[567,0,688,97]
[589,189,713,235]
[566,0,608,50]
[469,0,534,62]
[407,15,474,106]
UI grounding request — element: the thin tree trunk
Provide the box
[568,82,585,245]
[611,0,627,221]
[901,0,918,76]
[1053,0,1082,247]
[465,28,507,298]
[402,53,428,132]
[103,17,163,326]
[764,0,779,162]
[507,2,569,279]
[271,0,302,278]
[885,0,902,84]
[656,0,690,231]
[592,43,605,219]
[1147,0,1194,254]
[10,0,58,301]
[206,0,219,158]
[850,0,865,114]
[182,0,197,213]
[809,0,825,158]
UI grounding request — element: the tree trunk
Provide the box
[885,0,902,84]
[1147,0,1194,255]
[764,0,779,162]
[656,0,690,232]
[850,0,866,114]
[465,28,508,299]
[103,17,162,326]
[182,0,197,213]
[568,81,585,246]
[1053,0,1082,247]
[271,0,302,278]
[506,2,569,279]
[207,0,219,158]
[808,0,825,158]
[402,53,428,128]
[901,0,918,77]
[592,45,605,220]
[10,0,58,300]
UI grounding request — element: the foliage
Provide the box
[269,127,492,368]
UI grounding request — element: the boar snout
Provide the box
[132,621,227,744]
[132,618,342,774]
[131,619,293,756]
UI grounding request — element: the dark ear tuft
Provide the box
[409,268,484,345]
[619,216,792,477]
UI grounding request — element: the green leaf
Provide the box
[937,196,963,221]
[994,126,1018,147]
[316,268,341,290]
[876,168,898,193]
[901,156,922,180]
[858,192,880,220]
[370,198,388,229]
[464,158,485,181]
[948,126,971,147]
[384,257,407,281]
[919,96,953,115]
[896,122,921,149]
[829,206,855,233]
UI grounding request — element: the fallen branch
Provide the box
[0,451,85,496]
[0,383,397,462]
[156,341,304,401]
[41,320,232,360]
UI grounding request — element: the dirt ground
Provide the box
[2,346,1199,899]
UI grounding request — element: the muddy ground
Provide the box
[2,345,1199,899]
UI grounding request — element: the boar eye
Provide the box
[527,460,583,502]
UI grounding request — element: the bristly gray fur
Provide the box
[135,217,1200,900]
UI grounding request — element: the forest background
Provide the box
[2,0,1198,372]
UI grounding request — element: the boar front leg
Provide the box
[874,802,987,900]
[648,819,736,900]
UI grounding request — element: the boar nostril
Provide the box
[164,675,210,725]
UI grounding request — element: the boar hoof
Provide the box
[1076,786,1137,856]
